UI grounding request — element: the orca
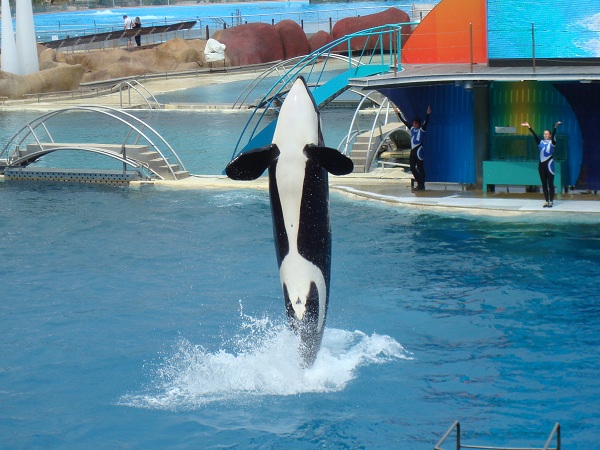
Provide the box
[225,76,354,366]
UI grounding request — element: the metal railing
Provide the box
[113,80,162,109]
[338,90,409,172]
[230,22,416,161]
[0,105,186,180]
[231,54,368,110]
[434,421,561,450]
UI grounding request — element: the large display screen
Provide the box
[487,0,600,60]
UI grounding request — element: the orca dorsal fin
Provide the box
[304,144,354,176]
[225,144,279,180]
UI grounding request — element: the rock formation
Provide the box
[0,61,85,99]
[0,38,231,98]
[275,20,311,60]
[213,23,284,66]
[309,31,334,54]
[332,8,412,52]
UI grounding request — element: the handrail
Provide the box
[114,80,162,109]
[435,421,561,450]
[543,423,561,450]
[0,106,186,180]
[435,420,461,450]
[341,90,380,156]
[337,129,360,154]
[230,22,417,161]
[232,54,362,109]
[364,102,388,172]
[341,93,408,172]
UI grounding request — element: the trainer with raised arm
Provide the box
[395,105,431,191]
[521,120,562,208]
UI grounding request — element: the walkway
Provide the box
[42,21,197,51]
[128,168,600,218]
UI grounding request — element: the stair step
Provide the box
[173,171,190,179]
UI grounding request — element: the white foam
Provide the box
[120,315,411,410]
[574,12,600,56]
[92,9,119,16]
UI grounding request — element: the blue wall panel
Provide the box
[554,83,600,190]
[379,84,475,184]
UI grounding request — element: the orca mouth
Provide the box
[283,282,324,366]
[283,282,320,324]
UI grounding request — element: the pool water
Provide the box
[0,106,360,174]
[1,71,599,448]
[0,179,599,448]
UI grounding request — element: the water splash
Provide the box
[120,315,411,410]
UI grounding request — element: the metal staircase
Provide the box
[0,106,188,182]
[338,91,410,172]
[348,122,408,173]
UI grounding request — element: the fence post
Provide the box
[531,22,536,73]
[205,24,209,40]
[122,145,127,173]
[469,22,473,73]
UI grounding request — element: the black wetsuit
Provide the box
[133,21,141,46]
[527,126,557,203]
[398,111,430,190]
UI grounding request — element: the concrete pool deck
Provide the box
[132,168,600,217]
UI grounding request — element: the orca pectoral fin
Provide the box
[225,145,279,180]
[305,144,354,176]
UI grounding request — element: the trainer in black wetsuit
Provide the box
[521,120,562,208]
[395,105,431,191]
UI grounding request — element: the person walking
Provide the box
[521,120,562,208]
[395,105,431,191]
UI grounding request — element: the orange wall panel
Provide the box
[402,0,487,64]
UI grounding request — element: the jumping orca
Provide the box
[225,76,354,366]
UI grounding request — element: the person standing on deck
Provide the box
[521,120,562,208]
[123,15,134,48]
[123,15,133,30]
[395,105,431,191]
[133,17,142,47]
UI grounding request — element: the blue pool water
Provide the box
[1,175,600,448]
[1,48,599,447]
[0,106,358,174]
[19,1,440,40]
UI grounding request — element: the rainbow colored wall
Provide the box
[488,81,582,185]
